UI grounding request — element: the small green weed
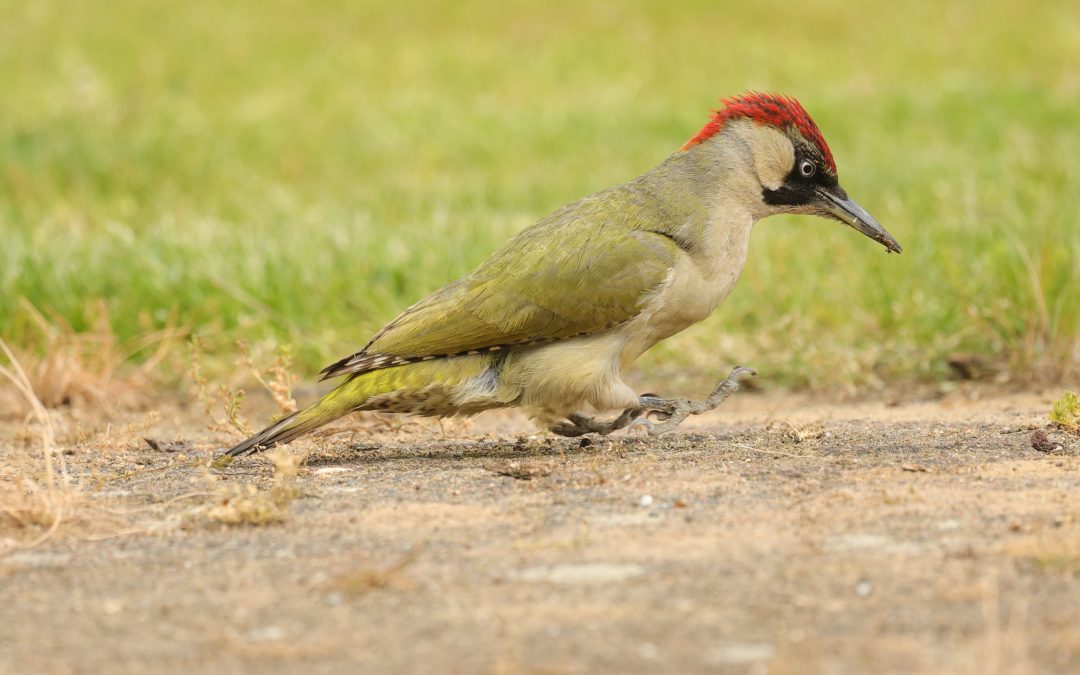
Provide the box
[1050,391,1079,431]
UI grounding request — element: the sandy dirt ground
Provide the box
[2,388,1079,674]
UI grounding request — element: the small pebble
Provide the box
[518,563,645,584]
[639,495,653,507]
[102,598,124,614]
[314,467,351,476]
[248,625,285,642]
[1031,430,1059,453]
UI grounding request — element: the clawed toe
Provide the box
[635,364,756,436]
[729,365,757,380]
[549,421,587,437]
[549,409,643,437]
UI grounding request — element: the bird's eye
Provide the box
[799,159,816,178]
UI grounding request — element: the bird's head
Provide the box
[681,92,902,254]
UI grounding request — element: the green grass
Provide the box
[2,0,1078,389]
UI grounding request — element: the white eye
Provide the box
[799,159,816,177]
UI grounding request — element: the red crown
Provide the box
[680,93,835,173]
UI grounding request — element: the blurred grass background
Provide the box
[1,0,1078,392]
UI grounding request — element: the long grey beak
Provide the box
[818,187,902,254]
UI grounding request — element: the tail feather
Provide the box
[222,388,353,458]
[220,355,492,459]
[223,410,321,458]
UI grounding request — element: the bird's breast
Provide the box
[624,220,753,361]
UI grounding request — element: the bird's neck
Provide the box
[635,129,763,277]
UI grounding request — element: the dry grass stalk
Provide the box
[1,299,185,413]
[189,334,252,439]
[236,340,298,418]
[0,338,75,550]
[189,337,305,446]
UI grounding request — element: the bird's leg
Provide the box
[548,366,756,438]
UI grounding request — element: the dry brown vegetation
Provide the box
[0,337,84,548]
[0,330,312,551]
[0,301,189,552]
[0,300,184,414]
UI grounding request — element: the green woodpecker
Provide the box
[223,92,901,458]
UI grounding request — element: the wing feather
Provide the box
[319,187,682,380]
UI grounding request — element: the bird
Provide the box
[222,92,902,459]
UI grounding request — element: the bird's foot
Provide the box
[548,366,755,438]
[548,408,645,437]
[637,365,755,435]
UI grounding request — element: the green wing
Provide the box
[319,188,682,380]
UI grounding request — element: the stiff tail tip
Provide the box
[217,399,343,464]
[215,368,383,463]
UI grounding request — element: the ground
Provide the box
[2,390,1079,674]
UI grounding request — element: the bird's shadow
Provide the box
[297,431,740,468]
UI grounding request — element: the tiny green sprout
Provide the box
[1049,391,1079,431]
